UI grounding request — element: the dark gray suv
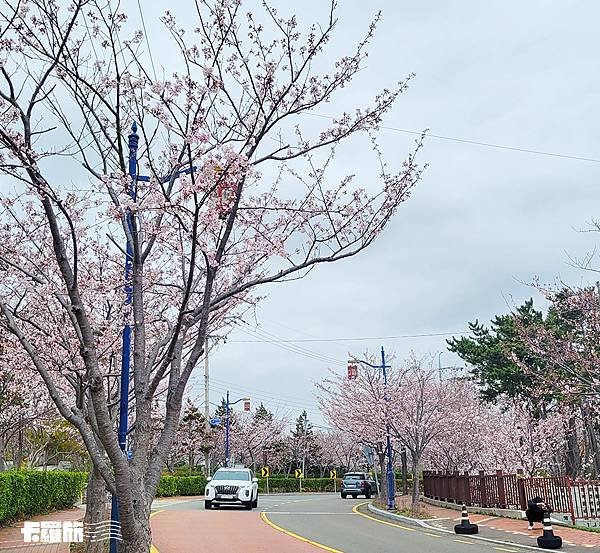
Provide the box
[340,472,375,499]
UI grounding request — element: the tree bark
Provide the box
[583,403,600,477]
[84,467,106,553]
[0,434,5,472]
[377,447,387,505]
[401,446,408,495]
[564,415,580,478]
[411,452,420,513]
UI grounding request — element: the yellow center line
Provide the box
[493,548,518,552]
[424,532,442,538]
[351,502,416,531]
[454,538,474,544]
[260,511,344,553]
[150,509,164,553]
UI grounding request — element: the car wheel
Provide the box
[252,493,258,508]
[244,500,253,510]
[352,494,357,499]
[341,493,347,499]
[366,491,372,499]
[204,500,212,510]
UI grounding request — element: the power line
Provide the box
[210,376,319,407]
[137,0,157,80]
[231,322,345,366]
[209,381,322,415]
[237,321,344,364]
[303,112,600,164]
[229,331,469,344]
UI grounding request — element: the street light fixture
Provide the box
[349,346,396,510]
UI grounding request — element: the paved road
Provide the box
[150,493,575,553]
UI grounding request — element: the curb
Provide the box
[367,503,563,553]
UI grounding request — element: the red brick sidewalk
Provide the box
[151,509,321,553]
[396,496,600,549]
[0,508,84,553]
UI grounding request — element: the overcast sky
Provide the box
[20,1,600,429]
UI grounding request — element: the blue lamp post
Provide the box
[224,391,250,467]
[109,123,197,553]
[350,346,396,510]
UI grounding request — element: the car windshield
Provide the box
[213,470,250,481]
[344,475,362,480]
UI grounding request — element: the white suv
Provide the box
[204,467,259,510]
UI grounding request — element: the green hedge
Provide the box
[154,475,412,497]
[258,478,342,493]
[156,475,207,497]
[0,470,87,525]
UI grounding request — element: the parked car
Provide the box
[204,467,259,510]
[341,472,375,499]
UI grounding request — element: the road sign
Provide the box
[209,417,221,426]
[261,467,270,478]
[330,470,337,479]
[243,400,251,412]
[294,468,304,479]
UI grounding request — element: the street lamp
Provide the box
[225,391,250,467]
[349,346,396,510]
[110,123,197,553]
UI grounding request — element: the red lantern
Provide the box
[347,362,358,380]
[215,165,236,220]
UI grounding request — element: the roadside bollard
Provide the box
[537,513,562,549]
[454,504,479,535]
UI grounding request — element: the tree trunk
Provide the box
[84,467,106,553]
[116,486,153,553]
[565,415,580,478]
[377,449,387,504]
[0,434,5,472]
[583,403,600,477]
[401,446,408,495]
[411,453,420,513]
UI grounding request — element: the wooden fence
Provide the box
[423,470,600,524]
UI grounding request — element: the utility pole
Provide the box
[204,335,210,476]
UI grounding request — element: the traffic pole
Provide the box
[381,346,396,510]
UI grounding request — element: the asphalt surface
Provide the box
[150,494,576,553]
[262,494,533,553]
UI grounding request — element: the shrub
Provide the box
[156,475,207,497]
[0,470,87,525]
[257,477,341,493]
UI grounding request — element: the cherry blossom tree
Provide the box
[170,399,214,473]
[0,331,52,470]
[0,1,424,550]
[424,381,566,476]
[317,360,399,504]
[219,408,286,471]
[315,429,364,474]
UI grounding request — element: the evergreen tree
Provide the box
[447,299,549,411]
